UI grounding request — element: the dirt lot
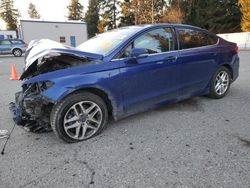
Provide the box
[0,52,250,188]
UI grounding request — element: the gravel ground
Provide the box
[0,52,249,188]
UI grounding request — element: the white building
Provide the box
[19,20,88,47]
[0,30,17,39]
[218,32,250,50]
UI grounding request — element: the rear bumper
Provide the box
[232,55,239,82]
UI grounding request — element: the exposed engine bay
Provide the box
[20,54,90,79]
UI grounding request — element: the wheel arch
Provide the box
[61,87,115,119]
[221,64,233,79]
[12,47,22,53]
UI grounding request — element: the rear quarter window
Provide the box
[177,28,218,49]
[10,40,25,44]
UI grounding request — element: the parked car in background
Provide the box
[0,39,27,57]
[10,24,239,143]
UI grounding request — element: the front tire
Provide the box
[50,92,108,143]
[208,66,231,99]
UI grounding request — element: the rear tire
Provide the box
[208,66,231,99]
[12,48,22,57]
[50,92,108,143]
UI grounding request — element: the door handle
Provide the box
[164,56,177,62]
[156,56,177,65]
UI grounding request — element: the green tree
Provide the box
[184,0,241,33]
[85,0,100,38]
[0,0,20,30]
[135,0,166,24]
[67,0,84,20]
[28,2,40,19]
[239,0,250,32]
[161,0,183,23]
[119,0,135,26]
[98,0,119,32]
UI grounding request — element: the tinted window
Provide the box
[177,28,218,49]
[0,40,11,45]
[134,28,175,54]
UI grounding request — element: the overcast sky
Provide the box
[0,0,89,29]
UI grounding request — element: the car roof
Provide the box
[121,23,210,33]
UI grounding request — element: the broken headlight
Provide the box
[23,81,54,95]
[38,81,54,92]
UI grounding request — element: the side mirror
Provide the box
[130,48,149,58]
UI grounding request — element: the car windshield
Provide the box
[77,27,141,56]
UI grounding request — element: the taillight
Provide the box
[25,43,28,48]
[235,46,239,53]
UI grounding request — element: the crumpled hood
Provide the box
[21,39,103,79]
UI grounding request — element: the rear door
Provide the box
[176,27,219,96]
[0,40,12,54]
[117,27,180,115]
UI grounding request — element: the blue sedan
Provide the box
[11,24,239,142]
[0,39,27,56]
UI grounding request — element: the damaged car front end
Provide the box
[10,81,54,132]
[10,39,104,133]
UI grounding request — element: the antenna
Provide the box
[1,122,17,155]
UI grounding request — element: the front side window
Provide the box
[177,28,218,49]
[134,28,175,54]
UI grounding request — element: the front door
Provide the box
[118,27,181,115]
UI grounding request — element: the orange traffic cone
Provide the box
[10,65,19,80]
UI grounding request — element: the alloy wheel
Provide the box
[214,71,230,95]
[13,49,21,57]
[63,101,103,140]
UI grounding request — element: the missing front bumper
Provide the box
[9,91,53,133]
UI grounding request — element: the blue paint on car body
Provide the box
[18,24,239,121]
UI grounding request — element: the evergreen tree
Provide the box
[131,0,153,24]
[98,0,119,32]
[85,0,100,38]
[134,0,166,24]
[239,0,250,32]
[154,0,166,23]
[0,0,20,30]
[184,0,241,33]
[67,0,84,20]
[161,0,183,23]
[28,2,40,19]
[119,0,135,26]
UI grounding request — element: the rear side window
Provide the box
[134,27,175,54]
[10,40,24,44]
[177,28,218,49]
[0,40,11,45]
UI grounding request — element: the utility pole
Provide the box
[151,0,154,24]
[113,0,117,28]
